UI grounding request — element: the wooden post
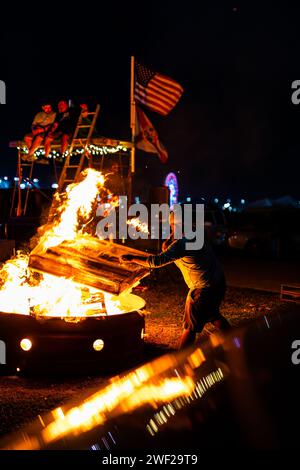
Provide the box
[16,149,22,216]
[128,55,136,205]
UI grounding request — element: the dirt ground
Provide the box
[0,264,292,439]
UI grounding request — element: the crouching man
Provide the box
[121,212,231,349]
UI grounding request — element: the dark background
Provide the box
[1,1,300,202]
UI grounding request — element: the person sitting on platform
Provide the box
[73,103,91,140]
[23,101,56,162]
[43,100,77,162]
[76,100,101,138]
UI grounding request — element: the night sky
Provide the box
[1,2,300,203]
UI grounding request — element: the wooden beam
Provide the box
[29,236,150,295]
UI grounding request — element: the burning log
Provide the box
[29,235,150,295]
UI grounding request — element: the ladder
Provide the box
[10,149,35,216]
[57,104,101,191]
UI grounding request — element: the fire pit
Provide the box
[0,239,149,375]
[0,169,150,375]
[0,293,146,375]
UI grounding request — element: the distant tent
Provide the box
[273,195,299,208]
[246,198,273,209]
[246,196,300,211]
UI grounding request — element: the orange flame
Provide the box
[39,168,105,250]
[0,169,139,318]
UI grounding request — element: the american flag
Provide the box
[134,62,183,116]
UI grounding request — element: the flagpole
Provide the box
[130,55,136,171]
[128,55,136,206]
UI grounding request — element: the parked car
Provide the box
[184,205,228,248]
[228,208,300,257]
[204,207,228,247]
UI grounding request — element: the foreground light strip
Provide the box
[42,376,195,444]
[146,368,224,436]
[3,348,212,450]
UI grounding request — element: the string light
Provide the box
[17,144,129,160]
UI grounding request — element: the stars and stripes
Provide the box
[134,62,183,116]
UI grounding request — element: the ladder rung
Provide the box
[55,104,100,195]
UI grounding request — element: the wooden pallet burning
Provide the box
[28,236,150,295]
